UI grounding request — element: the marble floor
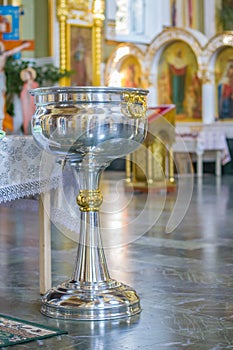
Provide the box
[0,172,233,349]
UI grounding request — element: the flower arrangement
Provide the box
[5,56,73,116]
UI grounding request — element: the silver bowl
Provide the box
[31,86,149,321]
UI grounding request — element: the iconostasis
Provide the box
[105,27,233,127]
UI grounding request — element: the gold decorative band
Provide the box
[76,189,103,212]
[122,92,147,118]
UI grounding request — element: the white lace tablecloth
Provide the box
[0,136,62,203]
[0,135,81,294]
[196,130,231,165]
[0,135,80,236]
[174,130,231,165]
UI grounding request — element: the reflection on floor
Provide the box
[0,172,233,349]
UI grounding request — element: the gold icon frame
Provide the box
[56,0,105,86]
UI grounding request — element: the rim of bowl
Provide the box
[29,86,149,96]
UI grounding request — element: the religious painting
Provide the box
[158,40,201,122]
[170,0,197,28]
[0,6,20,40]
[119,55,143,88]
[215,47,233,120]
[186,0,195,28]
[68,25,93,86]
[58,0,104,86]
[0,5,21,59]
[170,0,177,26]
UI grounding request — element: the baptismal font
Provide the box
[30,86,149,320]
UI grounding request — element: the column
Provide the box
[202,72,216,124]
[57,0,68,86]
[204,0,218,38]
[202,82,215,124]
[92,0,105,86]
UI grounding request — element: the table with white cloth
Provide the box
[0,136,80,294]
[173,129,231,176]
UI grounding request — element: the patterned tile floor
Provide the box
[0,172,233,349]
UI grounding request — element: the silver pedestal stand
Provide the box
[30,86,148,320]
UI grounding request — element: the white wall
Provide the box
[105,0,171,44]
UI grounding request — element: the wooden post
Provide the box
[38,192,51,295]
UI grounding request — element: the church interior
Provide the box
[0,0,233,349]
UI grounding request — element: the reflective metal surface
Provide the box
[30,87,149,320]
[31,86,147,163]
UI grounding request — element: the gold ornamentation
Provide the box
[92,0,105,85]
[125,105,176,191]
[57,0,105,86]
[66,0,90,11]
[57,0,68,83]
[77,189,103,212]
[122,92,147,118]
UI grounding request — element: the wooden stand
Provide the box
[125,105,177,193]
